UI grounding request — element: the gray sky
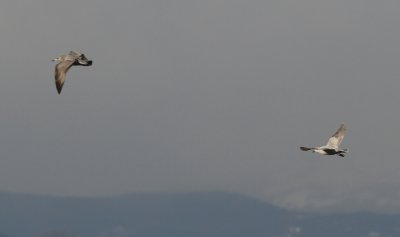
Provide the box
[1,0,400,212]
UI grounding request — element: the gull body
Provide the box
[300,124,348,157]
[52,51,92,94]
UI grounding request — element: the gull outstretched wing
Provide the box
[326,124,346,149]
[54,58,75,94]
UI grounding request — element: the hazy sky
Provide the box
[1,0,400,212]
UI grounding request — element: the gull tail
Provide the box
[300,147,313,151]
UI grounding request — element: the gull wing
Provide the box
[54,59,75,94]
[68,51,81,57]
[326,124,346,149]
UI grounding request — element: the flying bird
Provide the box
[300,124,348,157]
[52,51,92,94]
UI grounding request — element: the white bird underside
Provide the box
[300,124,348,157]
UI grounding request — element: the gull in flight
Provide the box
[300,124,348,157]
[52,51,93,94]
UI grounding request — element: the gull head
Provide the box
[75,53,93,66]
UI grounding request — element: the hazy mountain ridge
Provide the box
[0,191,399,237]
[0,232,13,237]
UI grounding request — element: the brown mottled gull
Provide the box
[52,51,92,94]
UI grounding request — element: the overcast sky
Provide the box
[1,0,400,212]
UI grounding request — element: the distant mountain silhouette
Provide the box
[0,232,12,237]
[0,191,399,237]
[35,230,77,237]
